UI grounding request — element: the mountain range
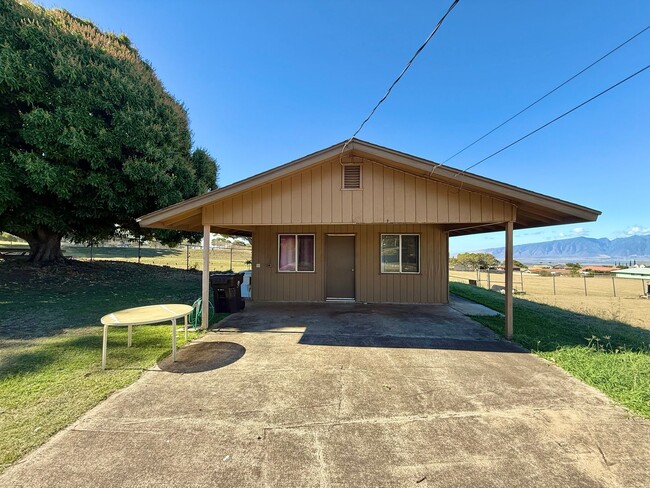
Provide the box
[480,235,650,263]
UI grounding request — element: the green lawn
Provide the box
[450,282,650,419]
[0,261,226,472]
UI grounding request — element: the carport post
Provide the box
[202,225,210,330]
[504,221,514,340]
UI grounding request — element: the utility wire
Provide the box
[440,24,650,167]
[340,0,460,157]
[453,63,650,179]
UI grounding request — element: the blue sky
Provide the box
[37,0,650,254]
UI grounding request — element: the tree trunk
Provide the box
[17,228,65,265]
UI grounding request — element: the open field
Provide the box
[0,261,226,473]
[450,270,649,330]
[65,245,252,271]
[450,282,650,419]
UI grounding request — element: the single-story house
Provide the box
[579,265,620,274]
[612,267,650,296]
[138,139,601,338]
[612,267,650,279]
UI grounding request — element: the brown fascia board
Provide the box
[138,138,601,227]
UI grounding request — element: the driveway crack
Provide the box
[337,365,345,419]
[313,431,330,488]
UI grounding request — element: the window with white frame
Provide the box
[278,234,315,272]
[380,234,420,273]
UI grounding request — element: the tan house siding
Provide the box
[251,224,447,304]
[137,139,600,330]
[203,158,516,227]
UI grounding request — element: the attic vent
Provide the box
[343,165,362,189]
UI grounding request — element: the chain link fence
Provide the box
[63,244,252,272]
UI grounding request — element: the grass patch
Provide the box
[450,282,650,419]
[0,260,226,472]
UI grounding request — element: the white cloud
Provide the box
[625,226,650,236]
[571,227,588,236]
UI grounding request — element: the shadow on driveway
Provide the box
[215,301,525,353]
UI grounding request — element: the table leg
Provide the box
[102,324,108,370]
[184,314,188,341]
[128,325,132,348]
[172,318,177,362]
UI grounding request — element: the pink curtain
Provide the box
[279,235,296,271]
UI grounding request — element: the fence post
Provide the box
[643,279,647,296]
[90,242,93,262]
[138,238,141,264]
[583,275,588,296]
[612,276,616,297]
[487,268,491,290]
[552,274,556,295]
[186,244,190,270]
[477,268,481,287]
[230,247,233,271]
[520,270,524,292]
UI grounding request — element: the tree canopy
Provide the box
[0,0,218,263]
[450,252,500,270]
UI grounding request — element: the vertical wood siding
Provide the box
[251,224,448,304]
[204,159,515,226]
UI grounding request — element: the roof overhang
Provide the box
[612,268,650,280]
[137,138,601,236]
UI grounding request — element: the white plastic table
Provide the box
[100,304,194,370]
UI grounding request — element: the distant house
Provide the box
[497,265,523,271]
[612,267,650,280]
[613,267,650,296]
[529,264,552,271]
[138,139,600,336]
[580,265,620,274]
[529,265,569,276]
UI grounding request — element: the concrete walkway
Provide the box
[449,294,502,316]
[2,303,649,487]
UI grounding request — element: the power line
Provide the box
[453,63,650,179]
[340,0,460,157]
[440,24,650,166]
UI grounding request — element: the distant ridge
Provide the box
[479,235,650,263]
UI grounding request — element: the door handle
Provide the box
[351,269,355,272]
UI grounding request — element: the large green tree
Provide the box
[450,252,500,270]
[0,0,218,263]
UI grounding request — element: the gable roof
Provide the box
[137,138,600,236]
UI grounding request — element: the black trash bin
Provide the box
[210,272,245,313]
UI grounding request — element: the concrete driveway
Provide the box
[2,302,649,487]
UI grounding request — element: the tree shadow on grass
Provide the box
[0,261,201,340]
[0,334,98,380]
[449,282,650,352]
